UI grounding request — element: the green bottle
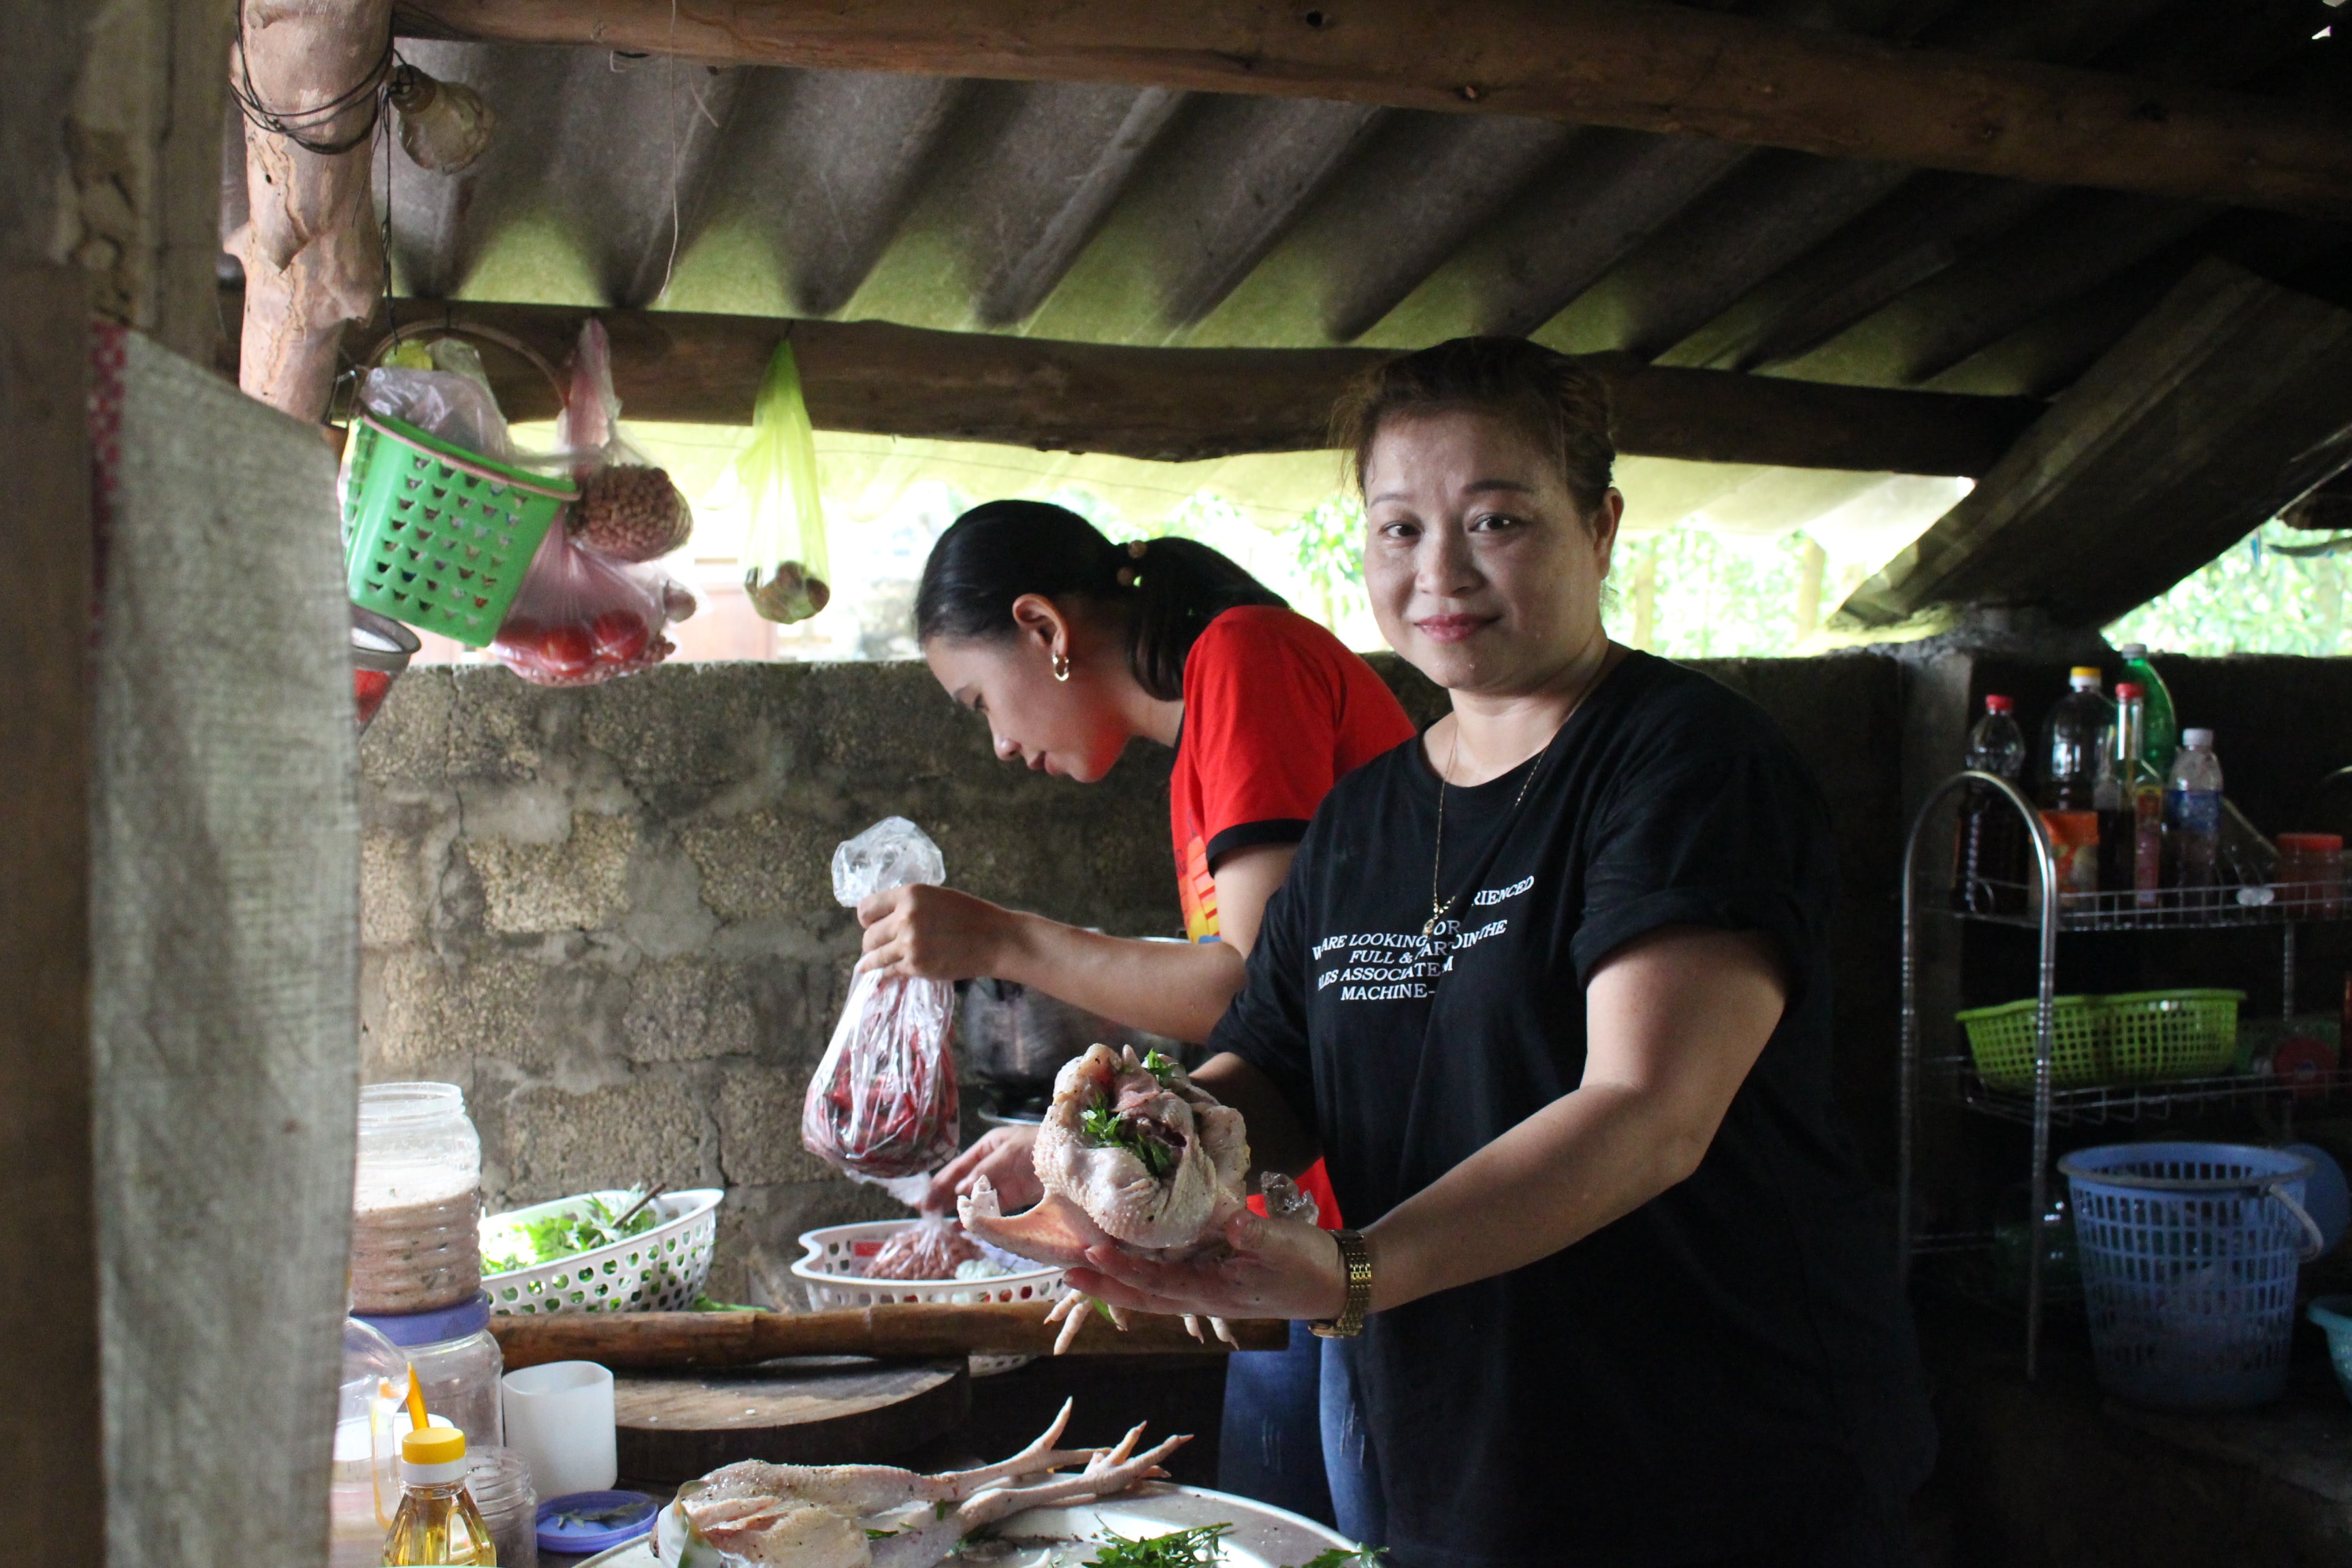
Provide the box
[2116,643,2178,781]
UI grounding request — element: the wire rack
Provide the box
[1921,1053,2349,1126]
[1942,879,2346,932]
[1897,769,2352,1381]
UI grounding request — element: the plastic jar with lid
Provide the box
[357,1293,506,1450]
[353,1082,483,1315]
[467,1445,540,1568]
[2278,833,2345,917]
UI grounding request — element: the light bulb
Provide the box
[389,65,494,174]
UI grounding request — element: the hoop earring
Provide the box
[1052,651,1072,683]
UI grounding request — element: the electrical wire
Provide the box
[231,1,394,156]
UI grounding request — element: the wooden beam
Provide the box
[0,265,101,1568]
[308,293,2040,474]
[393,0,2352,220]
[1835,259,2352,630]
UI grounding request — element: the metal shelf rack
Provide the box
[1897,770,2349,1377]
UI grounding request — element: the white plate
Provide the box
[573,1482,1355,1566]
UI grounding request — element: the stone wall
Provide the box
[358,651,1911,1301]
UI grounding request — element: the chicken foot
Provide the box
[866,1423,1189,1568]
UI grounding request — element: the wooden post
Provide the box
[0,265,100,1568]
[231,0,393,420]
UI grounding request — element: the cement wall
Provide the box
[357,651,1910,1301]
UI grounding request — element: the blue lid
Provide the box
[353,1292,493,1348]
[537,1490,657,1554]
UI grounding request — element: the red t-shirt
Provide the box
[1170,606,1418,1230]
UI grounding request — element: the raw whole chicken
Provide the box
[959,1045,1250,1352]
[655,1400,1183,1568]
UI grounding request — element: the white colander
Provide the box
[482,1188,722,1316]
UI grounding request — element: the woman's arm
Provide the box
[859,843,1296,1044]
[1065,924,1785,1322]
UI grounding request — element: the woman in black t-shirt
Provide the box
[1068,338,1935,1568]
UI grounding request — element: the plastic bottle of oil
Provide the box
[383,1424,497,1565]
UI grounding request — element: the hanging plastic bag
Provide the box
[351,350,516,462]
[737,340,832,623]
[487,525,689,687]
[558,318,693,564]
[803,818,959,1197]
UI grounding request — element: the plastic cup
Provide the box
[502,1361,617,1498]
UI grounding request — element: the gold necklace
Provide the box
[1422,647,1613,939]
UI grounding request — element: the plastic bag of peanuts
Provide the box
[557,318,694,564]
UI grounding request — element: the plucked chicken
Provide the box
[959,1045,1250,1352]
[655,1400,1183,1568]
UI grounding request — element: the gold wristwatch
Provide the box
[1311,1228,1372,1339]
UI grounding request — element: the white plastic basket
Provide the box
[481,1188,722,1316]
[791,1220,1065,1310]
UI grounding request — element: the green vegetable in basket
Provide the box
[483,1188,662,1277]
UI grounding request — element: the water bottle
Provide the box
[2166,728,2225,891]
[1953,694,2027,915]
[2040,667,2112,895]
[2116,642,2178,780]
[2040,666,2113,811]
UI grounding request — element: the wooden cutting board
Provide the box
[614,1355,970,1483]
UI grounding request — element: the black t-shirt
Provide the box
[1212,651,1935,1568]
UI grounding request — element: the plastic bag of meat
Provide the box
[557,318,693,564]
[486,524,691,687]
[862,1217,984,1281]
[804,819,960,1197]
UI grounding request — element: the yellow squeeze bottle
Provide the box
[382,1371,497,1565]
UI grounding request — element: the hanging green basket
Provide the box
[342,411,577,647]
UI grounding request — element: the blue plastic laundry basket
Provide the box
[2059,1142,2327,1409]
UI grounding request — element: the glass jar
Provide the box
[2278,833,2345,917]
[466,1445,539,1568]
[353,1082,483,1314]
[358,1293,506,1450]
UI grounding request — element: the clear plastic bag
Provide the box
[803,819,960,1194]
[353,361,515,461]
[559,318,693,564]
[738,341,831,623]
[487,525,683,687]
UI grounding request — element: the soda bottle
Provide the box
[2040,667,2112,895]
[1953,694,2028,915]
[2166,728,2225,891]
[2116,642,2178,780]
[2096,684,2165,906]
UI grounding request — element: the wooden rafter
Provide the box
[267,292,2042,474]
[1835,259,2352,630]
[393,0,2352,219]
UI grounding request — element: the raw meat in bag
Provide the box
[803,819,960,1193]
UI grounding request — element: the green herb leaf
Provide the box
[1080,1105,1174,1179]
[1084,1522,1234,1567]
[865,1528,900,1540]
[1140,1049,1181,1084]
[510,1189,662,1268]
[1278,1550,1388,1568]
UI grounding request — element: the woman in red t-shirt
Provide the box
[858,499,1416,1523]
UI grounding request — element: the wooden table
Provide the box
[612,1354,971,1484]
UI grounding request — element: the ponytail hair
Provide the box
[915,500,1286,701]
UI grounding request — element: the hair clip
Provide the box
[1126,540,1149,558]
[1116,567,1139,587]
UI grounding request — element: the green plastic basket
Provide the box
[2104,990,2244,1082]
[1956,995,2108,1092]
[342,411,576,646]
[1957,989,2245,1092]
